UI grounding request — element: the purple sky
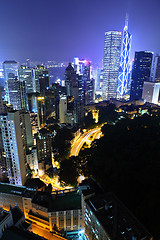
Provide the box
[0,0,160,64]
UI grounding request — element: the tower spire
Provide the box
[124,13,129,30]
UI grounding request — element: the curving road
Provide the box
[70,128,102,156]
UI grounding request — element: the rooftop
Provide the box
[51,191,81,212]
[32,191,81,212]
[0,209,10,224]
[0,182,36,199]
[1,226,47,240]
[11,206,24,224]
[86,192,152,240]
[0,183,25,196]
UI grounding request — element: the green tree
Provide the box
[97,103,118,124]
[53,127,73,161]
[84,111,96,129]
[59,157,79,186]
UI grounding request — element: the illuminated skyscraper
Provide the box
[32,65,49,93]
[117,15,132,98]
[18,65,33,93]
[74,58,95,105]
[3,61,21,110]
[102,31,122,100]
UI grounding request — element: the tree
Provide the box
[59,157,79,186]
[84,112,96,129]
[97,103,118,124]
[79,114,160,239]
[45,183,52,192]
[53,127,73,161]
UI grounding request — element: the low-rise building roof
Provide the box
[32,191,81,212]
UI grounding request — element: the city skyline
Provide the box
[0,0,160,63]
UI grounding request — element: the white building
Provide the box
[59,95,67,123]
[3,61,21,110]
[142,81,160,104]
[26,147,38,174]
[0,111,28,185]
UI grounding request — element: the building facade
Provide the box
[130,51,153,101]
[82,191,153,240]
[32,66,49,93]
[0,111,30,185]
[18,66,33,94]
[3,61,21,110]
[102,31,122,100]
[142,81,160,104]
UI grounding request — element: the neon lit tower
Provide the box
[117,14,132,98]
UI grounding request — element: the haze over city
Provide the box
[0,0,160,63]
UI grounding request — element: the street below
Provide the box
[70,128,102,156]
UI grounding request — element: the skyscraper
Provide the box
[117,15,132,98]
[152,55,160,83]
[0,86,4,114]
[65,63,79,99]
[32,65,49,93]
[130,51,153,101]
[102,31,122,100]
[3,61,21,110]
[74,58,95,105]
[18,65,33,93]
[0,111,29,185]
[142,54,160,104]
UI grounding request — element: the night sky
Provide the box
[0,0,160,63]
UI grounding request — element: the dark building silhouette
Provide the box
[130,51,153,101]
[154,55,160,83]
[65,63,79,100]
[65,63,84,124]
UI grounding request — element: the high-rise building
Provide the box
[152,55,160,83]
[92,68,102,92]
[74,58,95,105]
[3,61,21,110]
[117,15,132,98]
[18,65,33,93]
[32,65,49,93]
[65,62,85,124]
[102,31,122,100]
[0,86,4,114]
[0,111,29,185]
[130,51,153,101]
[142,54,160,104]
[65,63,79,100]
[19,81,28,110]
[35,128,52,162]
